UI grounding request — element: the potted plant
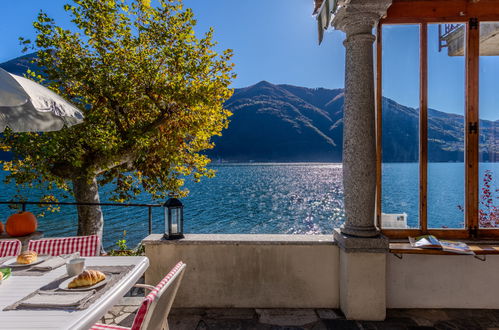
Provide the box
[108,231,145,256]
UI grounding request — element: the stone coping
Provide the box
[142,234,336,246]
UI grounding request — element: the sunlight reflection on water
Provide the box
[0,163,345,249]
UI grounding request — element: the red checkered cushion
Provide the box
[90,324,130,330]
[0,239,22,257]
[28,235,100,256]
[131,261,185,330]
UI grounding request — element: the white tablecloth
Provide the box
[0,256,149,330]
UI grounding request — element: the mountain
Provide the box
[1,54,498,162]
[209,81,344,162]
[0,53,40,76]
[212,81,498,162]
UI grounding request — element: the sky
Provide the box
[383,23,499,121]
[0,0,497,120]
[0,0,346,90]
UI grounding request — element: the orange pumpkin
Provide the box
[0,221,3,235]
[6,212,37,237]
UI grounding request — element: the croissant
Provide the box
[16,251,38,264]
[68,269,106,288]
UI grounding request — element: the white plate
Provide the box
[58,274,112,291]
[1,256,49,268]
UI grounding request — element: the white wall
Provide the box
[144,234,499,311]
[387,253,499,308]
[143,234,340,309]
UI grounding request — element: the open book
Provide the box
[409,235,475,255]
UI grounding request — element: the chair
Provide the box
[0,239,22,257]
[27,235,100,257]
[91,261,186,330]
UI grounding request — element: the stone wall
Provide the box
[142,234,339,309]
[143,233,499,315]
[387,253,499,309]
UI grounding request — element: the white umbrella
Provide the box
[0,67,84,132]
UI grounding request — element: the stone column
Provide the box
[329,0,392,321]
[334,1,391,238]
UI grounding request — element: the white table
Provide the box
[0,256,149,330]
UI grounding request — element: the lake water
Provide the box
[0,162,497,250]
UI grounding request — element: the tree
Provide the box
[0,0,235,240]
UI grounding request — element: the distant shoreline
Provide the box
[209,161,498,165]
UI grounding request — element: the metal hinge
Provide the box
[469,18,478,30]
[468,122,478,134]
[469,226,478,238]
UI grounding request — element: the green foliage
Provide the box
[116,230,128,250]
[1,0,235,203]
[109,230,145,256]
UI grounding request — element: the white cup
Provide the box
[66,258,85,277]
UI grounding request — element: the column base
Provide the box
[334,229,388,252]
[340,223,380,238]
[334,229,388,321]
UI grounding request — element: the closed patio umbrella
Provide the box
[0,67,83,132]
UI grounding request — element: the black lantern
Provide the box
[163,197,184,239]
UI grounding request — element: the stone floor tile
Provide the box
[99,307,499,329]
[115,312,131,324]
[434,319,484,330]
[109,305,124,317]
[171,308,208,316]
[311,321,329,330]
[117,313,136,328]
[103,312,113,320]
[169,315,202,330]
[488,310,499,323]
[256,309,319,327]
[360,317,419,330]
[473,318,499,329]
[322,319,362,330]
[205,308,257,320]
[204,318,272,329]
[388,309,450,326]
[123,305,139,313]
[316,309,343,320]
[117,296,143,306]
[443,309,484,320]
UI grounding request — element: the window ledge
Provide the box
[390,242,499,255]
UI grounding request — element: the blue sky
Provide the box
[0,0,497,120]
[383,24,498,120]
[0,0,346,90]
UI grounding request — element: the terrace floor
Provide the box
[101,298,499,329]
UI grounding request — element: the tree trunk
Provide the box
[73,176,104,242]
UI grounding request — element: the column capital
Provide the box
[332,0,392,34]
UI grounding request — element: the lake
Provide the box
[0,162,497,250]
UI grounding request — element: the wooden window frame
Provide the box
[376,0,499,239]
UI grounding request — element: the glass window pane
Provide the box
[427,23,466,229]
[381,24,420,229]
[479,22,499,228]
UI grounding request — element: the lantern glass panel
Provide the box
[164,208,169,234]
[172,208,180,234]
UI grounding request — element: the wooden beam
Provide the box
[390,242,499,255]
[466,18,479,236]
[419,23,428,233]
[383,0,499,23]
